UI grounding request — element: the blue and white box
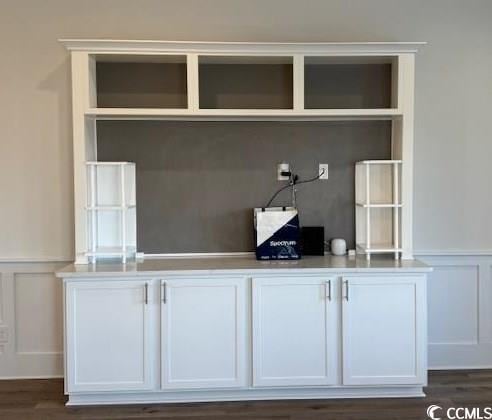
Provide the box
[254,207,301,260]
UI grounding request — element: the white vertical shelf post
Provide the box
[71,51,97,264]
[120,164,127,264]
[393,162,400,260]
[396,53,415,260]
[293,55,304,112]
[187,54,199,112]
[365,163,371,261]
[90,164,97,264]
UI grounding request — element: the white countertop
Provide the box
[57,255,431,278]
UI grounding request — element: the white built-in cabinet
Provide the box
[160,277,247,389]
[62,269,428,404]
[341,275,427,385]
[65,280,152,392]
[252,276,338,386]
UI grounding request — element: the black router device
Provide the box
[301,226,325,256]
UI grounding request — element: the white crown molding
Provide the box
[59,39,426,55]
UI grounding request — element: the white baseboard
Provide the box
[67,386,425,406]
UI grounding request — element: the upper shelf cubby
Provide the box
[304,56,397,110]
[198,56,293,109]
[63,40,426,120]
[94,54,188,109]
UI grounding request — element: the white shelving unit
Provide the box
[355,160,402,260]
[86,162,137,263]
[61,40,422,264]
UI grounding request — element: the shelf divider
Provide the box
[293,54,304,111]
[187,54,199,112]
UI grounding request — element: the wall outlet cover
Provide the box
[277,162,290,181]
[319,164,329,180]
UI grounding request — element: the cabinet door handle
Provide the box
[144,283,148,305]
[326,280,332,301]
[343,280,349,301]
[162,282,167,304]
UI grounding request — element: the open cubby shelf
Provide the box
[84,51,403,118]
[304,56,397,110]
[95,55,188,109]
[199,56,293,110]
[355,160,402,260]
[86,162,137,263]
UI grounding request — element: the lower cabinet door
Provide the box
[252,276,338,387]
[65,280,153,392]
[342,275,427,386]
[161,277,247,389]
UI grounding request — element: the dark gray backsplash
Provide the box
[97,121,391,253]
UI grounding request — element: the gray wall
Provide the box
[1,0,492,259]
[97,121,391,253]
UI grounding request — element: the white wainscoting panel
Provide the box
[418,254,492,369]
[427,265,479,345]
[0,261,67,378]
[15,273,63,354]
[0,273,4,324]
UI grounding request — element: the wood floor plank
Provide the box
[0,371,491,419]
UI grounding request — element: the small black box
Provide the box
[301,226,325,256]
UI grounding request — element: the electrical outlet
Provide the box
[277,163,290,181]
[319,164,329,180]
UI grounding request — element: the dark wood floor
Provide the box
[0,370,491,420]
